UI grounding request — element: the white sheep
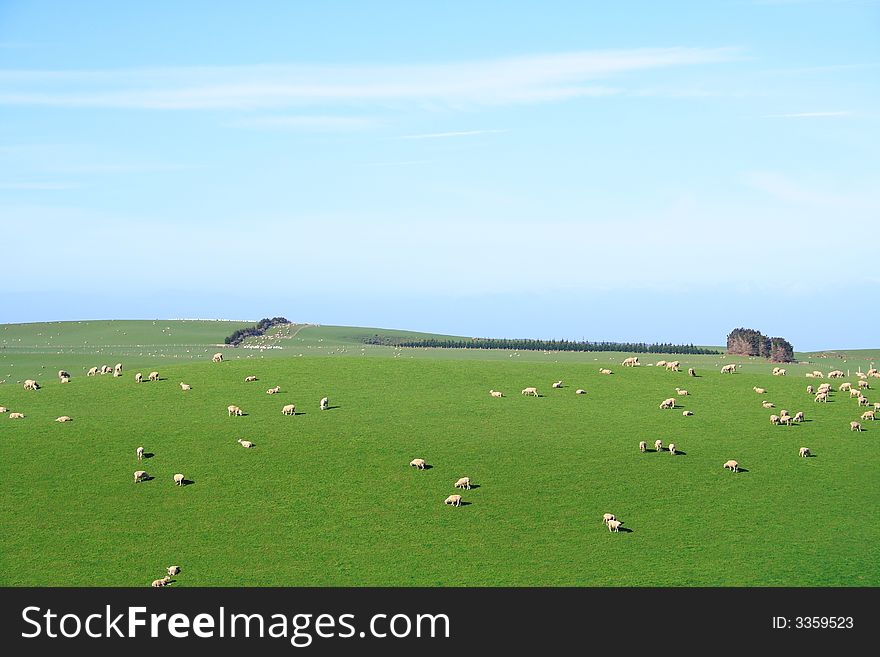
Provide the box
[113,363,123,377]
[266,386,281,395]
[858,396,870,407]
[721,364,736,374]
[814,393,828,403]
[489,390,504,397]
[575,389,586,395]
[839,382,852,392]
[320,396,329,410]
[9,412,25,419]
[552,381,563,388]
[87,367,99,376]
[861,411,875,421]
[212,352,223,363]
[675,388,688,396]
[753,387,766,394]
[762,401,775,409]
[151,576,171,587]
[639,441,647,453]
[173,473,185,486]
[666,361,681,371]
[454,477,471,489]
[599,368,613,375]
[166,566,181,576]
[602,513,616,525]
[180,383,191,391]
[669,443,676,455]
[799,447,811,458]
[723,460,739,472]
[135,372,143,383]
[245,375,257,382]
[688,367,696,377]
[237,438,255,448]
[682,410,693,416]
[794,411,805,423]
[136,446,144,460]
[655,439,663,452]
[60,375,70,384]
[656,360,667,367]
[58,370,70,380]
[0,407,7,413]
[444,494,462,507]
[770,414,781,425]
[850,421,863,432]
[521,387,539,396]
[659,398,675,409]
[23,379,39,390]
[55,416,72,422]
[281,404,295,415]
[607,519,623,532]
[134,470,148,483]
[148,371,159,381]
[806,385,814,394]
[622,357,639,367]
[410,458,426,469]
[228,405,244,416]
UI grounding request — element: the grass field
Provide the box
[1,321,878,586]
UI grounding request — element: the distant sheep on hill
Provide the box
[212,353,223,363]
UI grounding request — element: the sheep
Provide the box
[829,370,845,379]
[659,398,676,409]
[813,371,824,378]
[166,566,181,576]
[55,416,72,422]
[454,477,471,489]
[723,460,739,472]
[281,404,295,416]
[135,372,143,383]
[607,519,623,532]
[100,365,111,375]
[212,352,223,363]
[227,405,244,416]
[602,513,616,526]
[136,446,144,460]
[113,363,123,377]
[814,393,828,403]
[770,414,781,425]
[858,380,870,390]
[794,411,805,423]
[244,375,257,382]
[489,390,503,397]
[839,382,852,392]
[762,401,775,409]
[655,439,663,452]
[806,385,814,395]
[860,410,875,422]
[622,357,639,367]
[23,379,39,390]
[134,470,148,483]
[521,387,539,396]
[87,366,99,376]
[320,396,329,410]
[9,412,24,419]
[668,443,676,455]
[444,494,462,507]
[266,386,281,395]
[780,414,793,426]
[721,364,736,374]
[858,396,870,407]
[180,383,191,391]
[58,370,70,380]
[682,410,693,416]
[666,361,681,371]
[237,438,255,448]
[639,441,647,453]
[818,383,831,392]
[410,458,426,469]
[874,402,880,411]
[575,389,586,395]
[599,368,613,375]
[151,576,171,588]
[688,368,696,377]
[753,387,766,394]
[173,473,185,486]
[675,388,688,396]
[799,447,811,458]
[60,375,70,384]
[148,371,159,381]
[850,421,863,431]
[656,360,667,367]
[552,380,563,388]
[0,407,7,413]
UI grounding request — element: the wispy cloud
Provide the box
[399,129,506,140]
[765,110,854,118]
[0,47,739,110]
[0,181,78,190]
[225,115,376,131]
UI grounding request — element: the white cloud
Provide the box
[225,115,376,131]
[0,47,738,110]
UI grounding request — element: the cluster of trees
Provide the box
[726,328,794,363]
[363,335,720,355]
[224,317,290,346]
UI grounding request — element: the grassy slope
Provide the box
[0,321,878,586]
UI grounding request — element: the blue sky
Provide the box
[1,0,878,349]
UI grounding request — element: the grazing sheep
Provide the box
[850,421,863,431]
[806,385,814,395]
[861,410,875,421]
[688,368,696,377]
[762,401,775,409]
[134,470,148,483]
[521,387,539,396]
[87,367,99,376]
[151,576,171,588]
[780,414,793,426]
[875,402,880,411]
[58,370,70,380]
[828,370,845,379]
[602,513,616,525]
[113,363,123,377]
[655,439,663,452]
[682,410,693,416]
[857,395,870,407]
[173,473,185,486]
[607,519,623,532]
[599,368,613,375]
[320,396,329,410]
[675,388,688,396]
[148,371,159,382]
[575,389,586,395]
[723,460,739,472]
[799,447,811,458]
[454,477,471,490]
[794,411,805,423]
[180,383,191,391]
[101,365,111,375]
[814,393,828,403]
[666,361,681,371]
[444,495,462,507]
[669,443,676,455]
[753,387,766,394]
[656,360,667,367]
[721,364,737,374]
[770,414,781,425]
[23,379,39,390]
[212,352,223,363]
[659,398,676,409]
[136,446,144,460]
[135,372,143,383]
[244,375,257,382]
[55,416,72,422]
[227,405,244,416]
[622,357,639,367]
[267,386,281,395]
[410,458,426,469]
[0,407,7,413]
[237,438,255,448]
[813,371,824,378]
[60,375,70,384]
[639,441,647,453]
[839,382,852,392]
[489,390,504,397]
[858,380,870,390]
[552,380,563,388]
[281,404,295,415]
[9,412,24,419]
[166,566,181,576]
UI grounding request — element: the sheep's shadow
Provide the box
[671,450,687,456]
[456,501,473,506]
[734,468,750,473]
[615,527,634,533]
[293,411,306,416]
[142,452,155,459]
[180,479,195,486]
[324,405,342,411]
[645,449,658,453]
[138,475,155,482]
[421,464,434,470]
[804,454,817,458]
[465,484,481,490]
